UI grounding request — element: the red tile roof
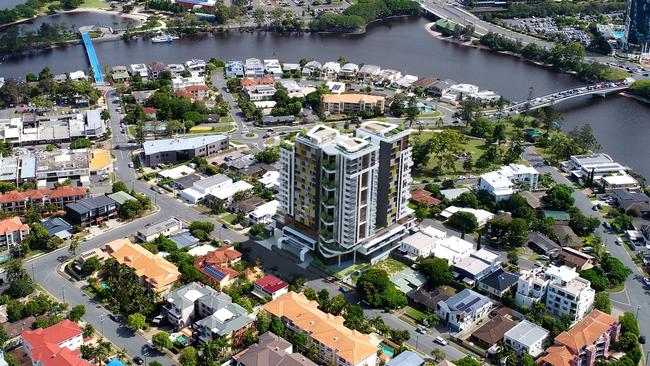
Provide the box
[143,107,156,114]
[0,216,29,235]
[199,245,242,267]
[240,77,274,87]
[255,275,289,294]
[21,320,91,366]
[0,187,87,204]
[410,189,442,206]
[185,85,209,92]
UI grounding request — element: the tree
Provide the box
[70,138,93,149]
[619,312,639,335]
[447,211,478,235]
[80,257,101,276]
[507,249,519,265]
[68,305,85,321]
[68,238,80,257]
[127,313,147,331]
[356,268,407,309]
[544,184,574,210]
[255,311,271,333]
[179,346,198,366]
[255,147,280,164]
[417,258,452,287]
[455,356,482,366]
[430,348,445,362]
[505,218,528,246]
[452,191,478,208]
[270,317,286,337]
[594,292,611,314]
[112,181,129,193]
[100,109,110,122]
[0,181,16,193]
[152,331,172,350]
[7,278,35,298]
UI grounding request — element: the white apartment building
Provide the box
[278,122,414,264]
[503,320,549,357]
[245,58,264,78]
[279,80,305,98]
[322,61,341,79]
[180,174,233,203]
[398,225,474,264]
[478,163,539,202]
[245,85,277,101]
[185,59,207,75]
[263,59,283,78]
[129,63,149,79]
[561,153,630,181]
[515,265,595,322]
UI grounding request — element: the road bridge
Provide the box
[505,83,630,115]
[81,32,104,84]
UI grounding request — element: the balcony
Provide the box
[321,212,334,225]
[321,178,336,190]
[322,159,336,172]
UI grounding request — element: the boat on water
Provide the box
[151,34,174,43]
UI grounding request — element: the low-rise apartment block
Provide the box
[21,320,91,366]
[263,292,379,366]
[398,225,474,263]
[0,217,30,253]
[104,238,180,295]
[194,245,242,289]
[321,94,385,114]
[452,248,501,285]
[226,61,245,78]
[65,195,117,226]
[478,164,539,202]
[0,186,87,212]
[515,265,595,322]
[503,319,549,357]
[538,310,620,366]
[142,135,229,167]
[233,331,318,366]
[0,109,106,145]
[137,217,183,242]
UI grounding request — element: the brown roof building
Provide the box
[410,189,442,207]
[554,223,580,248]
[556,247,594,271]
[537,310,621,366]
[321,93,385,114]
[0,186,87,212]
[233,331,318,366]
[470,315,516,348]
[193,245,242,289]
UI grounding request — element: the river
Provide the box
[0,16,648,177]
[0,12,138,33]
[1,0,27,10]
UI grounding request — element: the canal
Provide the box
[0,16,648,177]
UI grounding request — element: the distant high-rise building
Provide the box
[277,123,414,264]
[624,0,650,52]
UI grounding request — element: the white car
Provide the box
[128,162,134,168]
[434,336,447,346]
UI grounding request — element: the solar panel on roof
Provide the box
[204,265,226,280]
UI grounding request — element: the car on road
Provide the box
[128,162,134,168]
[538,255,550,260]
[109,314,121,322]
[339,286,349,293]
[639,335,646,344]
[434,336,448,346]
[133,357,144,365]
[83,234,94,242]
[224,239,232,245]
[616,238,623,246]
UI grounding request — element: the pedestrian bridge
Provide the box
[81,32,104,84]
[505,83,629,115]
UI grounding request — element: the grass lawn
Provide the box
[220,115,234,123]
[370,258,407,275]
[221,213,237,224]
[230,140,246,146]
[245,132,256,138]
[264,137,276,145]
[79,0,111,9]
[333,262,368,280]
[189,125,234,134]
[418,110,444,119]
[127,126,137,137]
[439,285,457,297]
[404,307,426,322]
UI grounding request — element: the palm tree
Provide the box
[430,348,445,362]
[69,238,80,257]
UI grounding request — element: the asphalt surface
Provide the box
[523,147,649,354]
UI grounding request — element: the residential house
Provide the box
[41,217,74,240]
[245,58,265,78]
[253,275,289,300]
[164,282,217,329]
[470,314,516,348]
[21,320,91,366]
[172,75,206,91]
[169,231,200,249]
[527,231,561,256]
[181,174,252,204]
[600,174,639,192]
[440,206,495,227]
[322,61,341,79]
[439,188,470,201]
[377,69,402,85]
[69,70,86,81]
[136,217,183,242]
[503,320,549,357]
[0,217,29,253]
[226,61,245,78]
[537,310,620,366]
[167,63,186,75]
[107,191,136,207]
[0,186,87,212]
[515,265,595,322]
[410,189,442,207]
[556,247,594,271]
[231,196,265,215]
[185,59,207,75]
[398,225,474,264]
[245,84,277,101]
[478,164,539,202]
[392,75,418,90]
[176,85,210,101]
[65,195,117,226]
[129,63,149,80]
[301,61,322,77]
[356,64,381,82]
[477,268,519,298]
[437,289,494,331]
[339,63,359,79]
[321,94,385,114]
[385,351,424,366]
[612,188,650,215]
[104,238,181,295]
[248,200,279,225]
[263,59,283,78]
[428,79,455,97]
[412,77,437,90]
[263,292,379,366]
[148,62,167,79]
[279,80,305,98]
[111,66,130,82]
[554,223,580,247]
[194,245,242,289]
[326,81,346,94]
[258,170,280,190]
[194,293,251,344]
[174,174,203,191]
[143,135,229,167]
[233,332,318,366]
[452,249,501,285]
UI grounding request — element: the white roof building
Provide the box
[180,174,232,204]
[392,74,418,89]
[264,59,283,78]
[172,75,206,91]
[69,70,86,81]
[248,200,279,224]
[441,206,495,227]
[279,80,304,98]
[450,83,480,95]
[339,63,359,78]
[503,320,549,357]
[399,226,474,264]
[258,170,280,189]
[322,62,341,77]
[478,164,539,202]
[159,165,196,180]
[185,59,207,74]
[325,81,346,94]
[130,64,149,78]
[561,153,630,181]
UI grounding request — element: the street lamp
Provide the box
[415,333,420,351]
[637,305,641,319]
[645,350,650,366]
[501,355,511,366]
[61,287,66,304]
[100,315,105,336]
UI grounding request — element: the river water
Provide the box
[0,16,648,177]
[1,0,27,10]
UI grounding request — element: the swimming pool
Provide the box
[613,31,624,39]
[379,343,395,357]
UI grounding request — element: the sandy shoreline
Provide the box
[0,7,146,30]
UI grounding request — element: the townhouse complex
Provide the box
[277,121,414,263]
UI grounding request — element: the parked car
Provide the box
[128,162,134,168]
[339,286,350,293]
[434,336,448,346]
[616,238,623,246]
[643,278,650,287]
[133,357,144,365]
[639,336,646,344]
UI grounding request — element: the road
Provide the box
[523,147,649,354]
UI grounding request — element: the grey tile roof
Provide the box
[196,300,251,336]
[169,231,200,249]
[442,289,492,316]
[234,332,318,366]
[386,351,424,366]
[66,195,115,214]
[143,135,227,155]
[137,217,181,238]
[166,282,219,311]
[194,174,230,190]
[504,320,549,346]
[478,268,519,292]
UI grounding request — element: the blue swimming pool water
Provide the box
[0,254,11,262]
[613,32,624,39]
[379,343,395,357]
